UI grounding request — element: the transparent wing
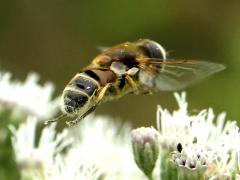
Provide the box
[97,46,110,52]
[139,59,226,91]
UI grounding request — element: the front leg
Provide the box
[66,105,97,126]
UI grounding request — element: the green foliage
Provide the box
[160,153,178,180]
[0,109,20,180]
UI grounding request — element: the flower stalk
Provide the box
[160,152,178,180]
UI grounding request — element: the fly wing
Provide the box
[139,59,225,91]
[97,46,110,52]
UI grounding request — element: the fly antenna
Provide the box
[44,114,67,125]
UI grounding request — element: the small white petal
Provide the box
[159,92,240,178]
[0,70,59,120]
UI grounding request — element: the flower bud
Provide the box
[131,127,160,178]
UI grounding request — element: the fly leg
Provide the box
[95,83,112,103]
[66,105,97,126]
[125,74,139,94]
[125,74,152,95]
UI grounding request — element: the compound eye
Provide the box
[137,39,166,60]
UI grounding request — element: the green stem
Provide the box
[177,170,202,180]
[147,174,154,180]
[160,153,178,180]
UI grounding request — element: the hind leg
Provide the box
[95,83,112,103]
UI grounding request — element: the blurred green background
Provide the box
[0,0,239,127]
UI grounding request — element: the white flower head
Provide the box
[9,116,72,179]
[0,71,59,119]
[46,154,104,180]
[66,114,144,179]
[7,90,240,179]
[157,92,240,178]
[172,143,209,171]
[9,112,145,179]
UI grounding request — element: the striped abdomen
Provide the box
[62,68,117,114]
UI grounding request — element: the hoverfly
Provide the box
[45,39,225,126]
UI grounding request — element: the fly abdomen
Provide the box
[72,74,98,96]
[83,68,117,86]
[62,73,99,113]
[63,90,89,113]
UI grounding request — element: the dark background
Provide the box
[0,0,239,127]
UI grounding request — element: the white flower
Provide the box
[157,92,240,178]
[172,143,209,170]
[9,90,240,179]
[66,115,144,179]
[0,71,59,119]
[9,114,144,179]
[46,155,104,180]
[9,116,72,179]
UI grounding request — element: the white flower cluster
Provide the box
[4,69,239,180]
[46,154,104,180]
[66,115,142,179]
[157,92,240,178]
[10,115,143,180]
[172,143,209,170]
[9,116,72,179]
[0,71,59,119]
